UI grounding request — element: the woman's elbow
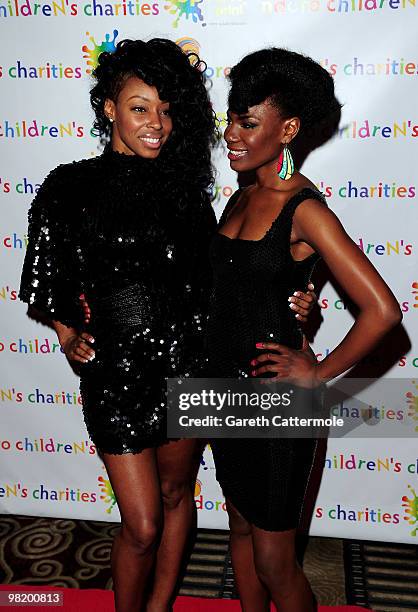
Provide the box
[379,301,403,329]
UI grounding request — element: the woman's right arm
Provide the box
[19,165,93,363]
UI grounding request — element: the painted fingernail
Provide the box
[293,291,300,297]
[288,296,295,303]
[250,359,257,366]
[89,354,95,361]
[89,338,95,343]
[289,303,297,310]
[256,343,263,348]
[251,370,256,376]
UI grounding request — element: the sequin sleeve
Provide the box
[183,195,217,338]
[19,166,84,329]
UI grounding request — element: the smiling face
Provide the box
[104,76,173,158]
[224,99,299,174]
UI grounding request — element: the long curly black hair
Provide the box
[228,48,341,138]
[90,38,217,196]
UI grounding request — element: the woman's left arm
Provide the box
[254,199,402,384]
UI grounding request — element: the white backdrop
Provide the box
[1,0,417,543]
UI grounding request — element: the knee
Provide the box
[161,479,191,511]
[254,549,297,588]
[120,518,160,555]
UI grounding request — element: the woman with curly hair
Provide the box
[207,48,402,611]
[19,38,218,611]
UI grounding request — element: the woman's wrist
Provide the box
[60,334,77,354]
[313,362,331,385]
[52,321,78,350]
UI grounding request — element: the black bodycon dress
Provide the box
[19,150,216,454]
[207,187,326,531]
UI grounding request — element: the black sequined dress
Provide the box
[207,188,326,531]
[20,150,216,454]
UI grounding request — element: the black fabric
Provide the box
[19,150,217,454]
[207,187,326,531]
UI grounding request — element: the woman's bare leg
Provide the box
[252,525,316,612]
[226,499,270,612]
[102,449,161,612]
[145,439,200,612]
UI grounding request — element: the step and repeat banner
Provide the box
[1,1,417,543]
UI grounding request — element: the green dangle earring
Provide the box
[277,143,294,180]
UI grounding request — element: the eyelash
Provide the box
[131,107,170,115]
[225,119,256,129]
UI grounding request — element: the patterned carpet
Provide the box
[0,514,346,605]
[344,540,418,611]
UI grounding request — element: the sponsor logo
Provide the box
[320,57,418,77]
[0,387,82,406]
[402,485,418,536]
[176,35,200,56]
[176,36,231,83]
[406,381,418,432]
[315,180,416,199]
[165,0,205,28]
[324,453,418,474]
[194,478,227,511]
[316,350,418,369]
[315,503,400,525]
[82,29,119,75]
[0,285,17,301]
[0,120,85,139]
[260,0,415,14]
[0,481,97,503]
[338,119,418,139]
[0,60,82,79]
[0,0,161,18]
[98,471,117,514]
[0,337,63,354]
[356,238,412,256]
[0,177,41,195]
[0,437,96,455]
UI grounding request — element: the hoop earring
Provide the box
[277,144,294,180]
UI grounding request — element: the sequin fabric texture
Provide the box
[207,188,326,531]
[19,150,216,454]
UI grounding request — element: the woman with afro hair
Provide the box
[207,48,402,611]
